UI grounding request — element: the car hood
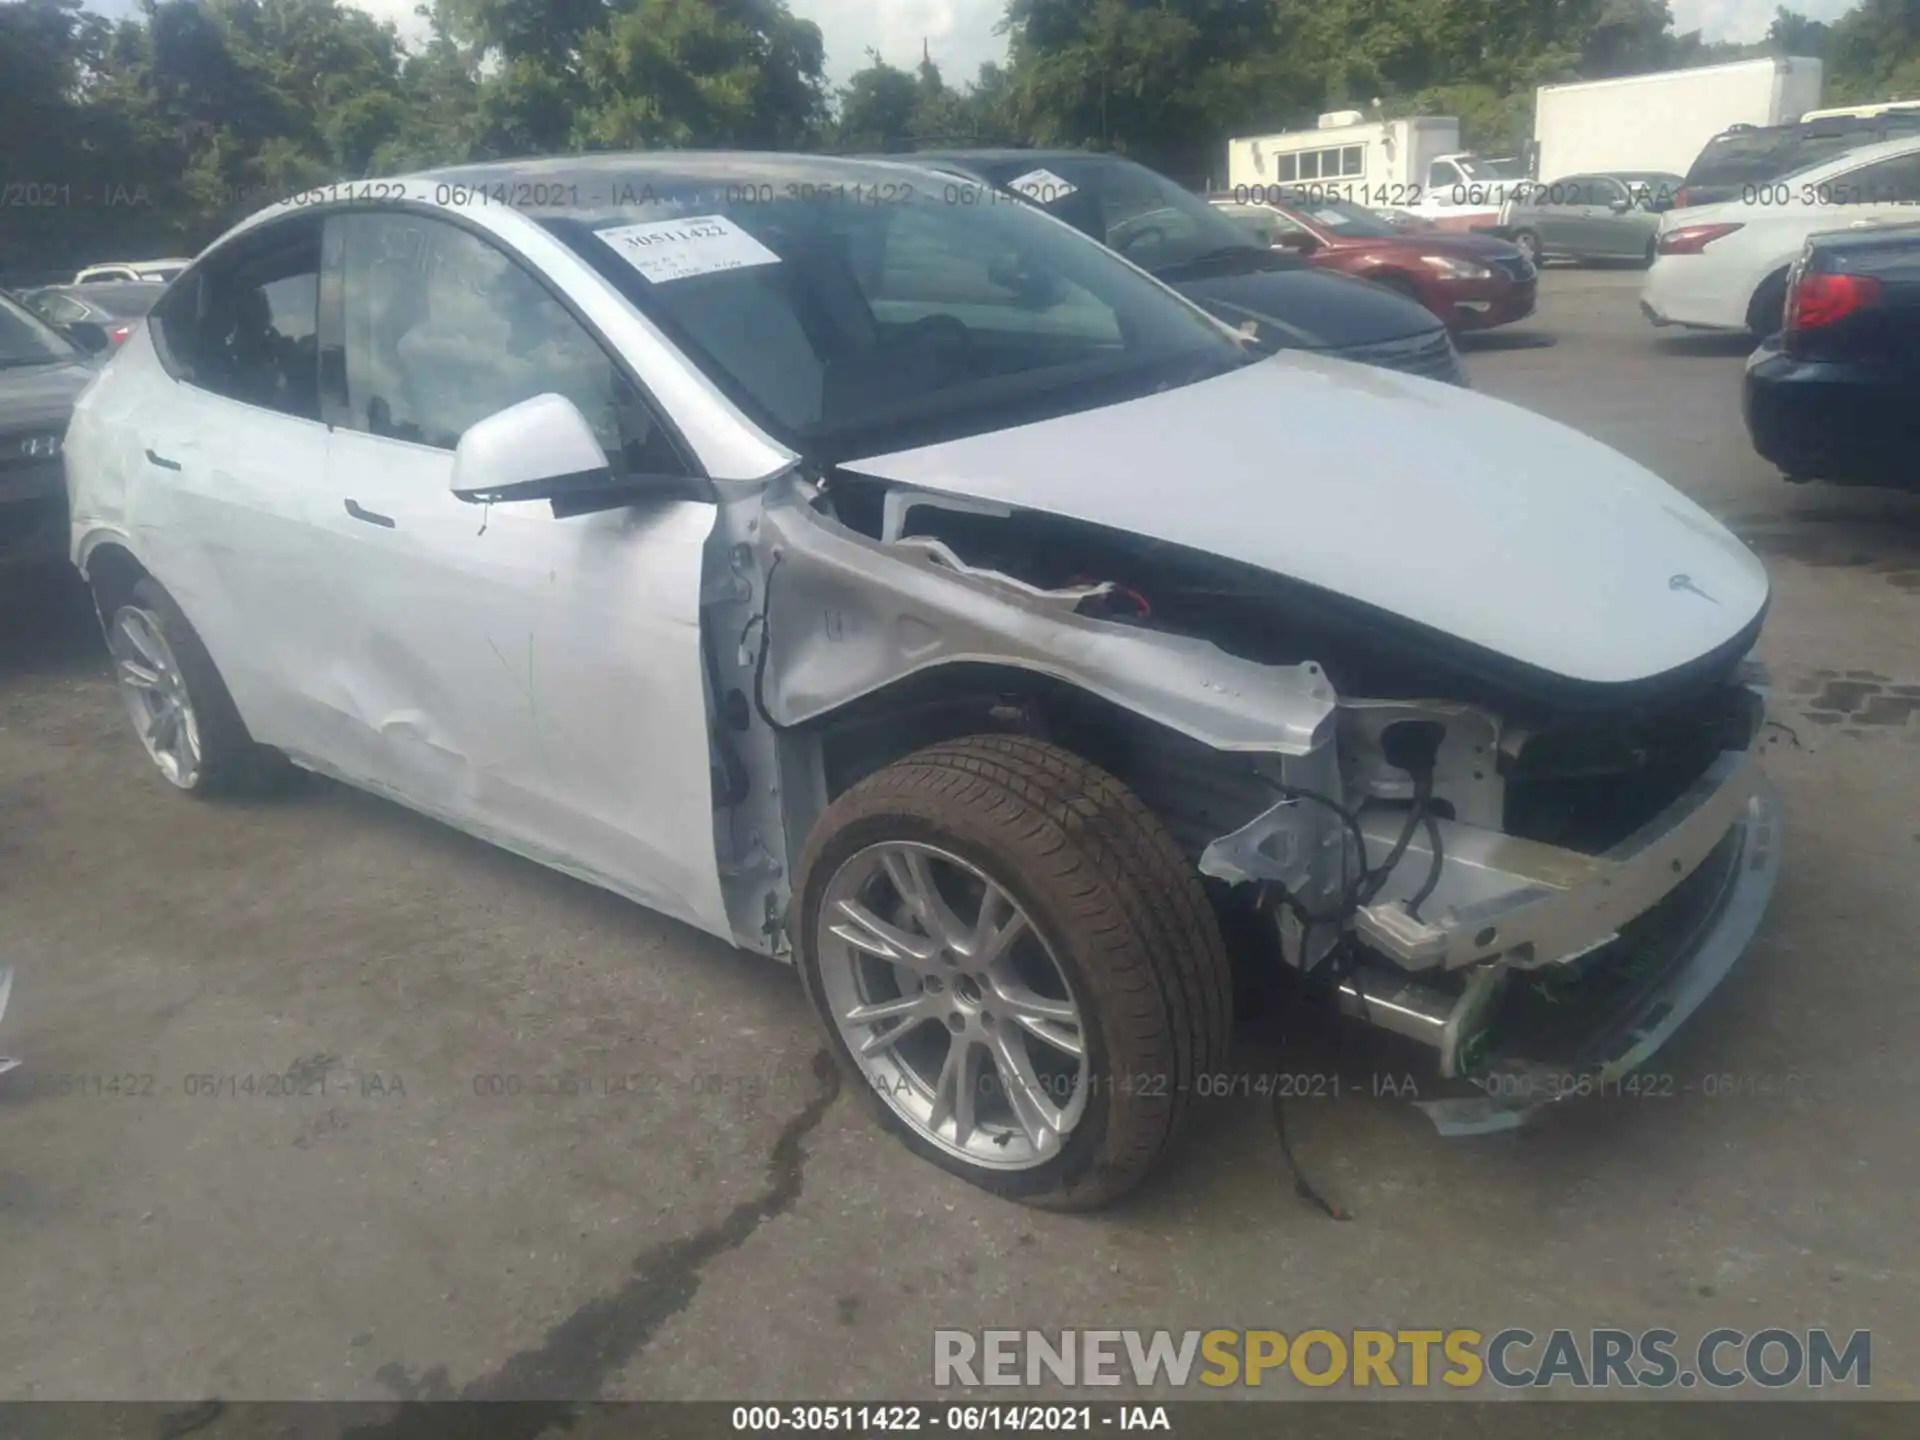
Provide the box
[840,353,1768,689]
[1170,265,1439,349]
[0,357,95,433]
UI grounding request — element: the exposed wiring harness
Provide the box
[740,550,786,733]
[1265,722,1445,1222]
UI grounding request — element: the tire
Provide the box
[106,577,292,797]
[1642,236,1658,269]
[1513,230,1542,264]
[1746,269,1790,337]
[794,735,1232,1210]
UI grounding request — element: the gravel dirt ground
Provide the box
[2,267,1917,1410]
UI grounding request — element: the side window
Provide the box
[1427,160,1458,189]
[1592,178,1627,207]
[36,295,85,325]
[1836,153,1920,203]
[331,211,684,474]
[150,221,321,421]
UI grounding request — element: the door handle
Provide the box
[145,449,181,471]
[343,498,395,529]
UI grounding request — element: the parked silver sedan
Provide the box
[1499,173,1682,265]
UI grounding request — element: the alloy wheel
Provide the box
[109,605,203,789]
[816,841,1090,1169]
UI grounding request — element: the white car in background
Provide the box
[1641,134,1920,334]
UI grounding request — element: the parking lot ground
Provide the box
[3,267,1920,1407]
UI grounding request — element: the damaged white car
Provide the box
[64,155,1781,1208]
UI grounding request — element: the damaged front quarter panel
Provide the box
[744,481,1782,1143]
[756,490,1339,758]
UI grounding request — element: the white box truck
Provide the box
[1533,57,1825,179]
[1226,113,1525,228]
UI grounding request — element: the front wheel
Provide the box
[1513,229,1542,265]
[794,736,1232,1209]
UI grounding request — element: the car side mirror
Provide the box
[450,393,617,505]
[1608,197,1632,213]
[64,321,111,355]
[1274,230,1320,254]
[451,393,718,516]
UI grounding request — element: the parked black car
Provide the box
[0,291,94,564]
[886,150,1470,386]
[1676,112,1920,210]
[18,281,166,354]
[1743,223,1920,488]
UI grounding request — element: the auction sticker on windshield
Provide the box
[1007,167,1078,203]
[596,214,782,284]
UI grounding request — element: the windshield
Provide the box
[961,155,1270,274]
[1685,129,1809,188]
[0,291,79,367]
[481,157,1249,459]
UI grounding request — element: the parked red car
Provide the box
[1210,193,1537,332]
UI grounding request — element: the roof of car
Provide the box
[887,149,1071,165]
[1791,130,1920,175]
[1804,219,1920,252]
[414,150,952,190]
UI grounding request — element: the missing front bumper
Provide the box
[1414,778,1781,1135]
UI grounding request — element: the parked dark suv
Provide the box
[1676,113,1920,210]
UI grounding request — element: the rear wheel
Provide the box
[794,736,1232,1209]
[1746,269,1791,337]
[107,577,291,797]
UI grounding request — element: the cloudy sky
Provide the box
[88,0,1868,89]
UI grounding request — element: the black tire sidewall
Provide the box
[796,808,1132,1203]
[1748,270,1789,337]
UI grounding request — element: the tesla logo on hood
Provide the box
[1669,573,1719,603]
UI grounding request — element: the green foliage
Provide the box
[2,0,1917,279]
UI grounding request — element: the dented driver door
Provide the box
[302,209,732,941]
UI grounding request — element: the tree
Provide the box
[1767,8,1834,58]
[834,50,922,151]
[1825,0,1920,101]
